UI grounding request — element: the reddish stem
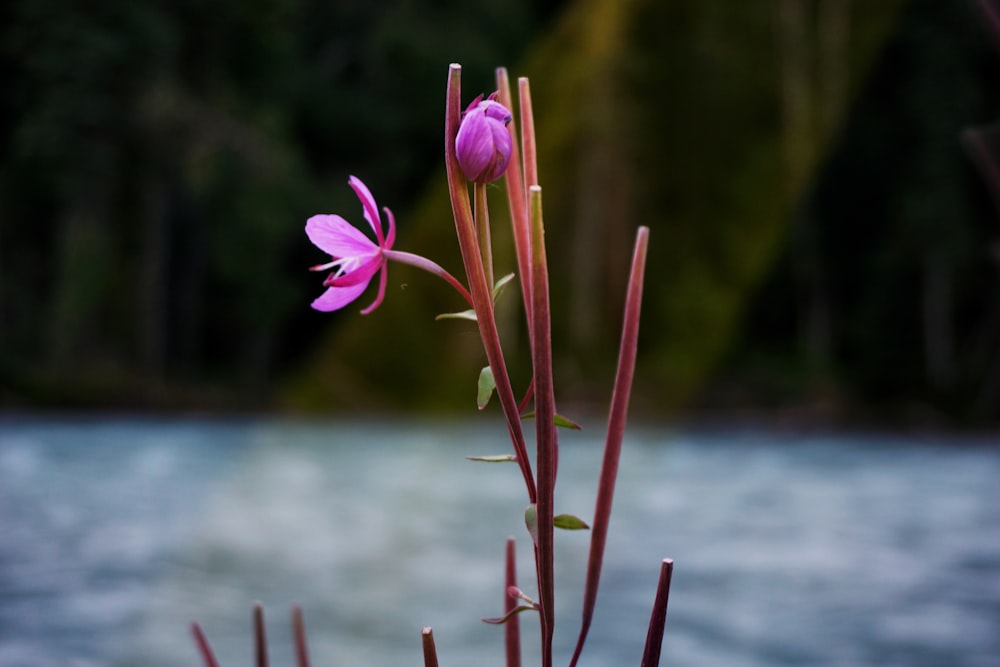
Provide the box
[640,559,674,667]
[518,78,539,191]
[446,64,537,504]
[496,69,534,338]
[291,605,311,667]
[254,602,269,667]
[529,185,556,667]
[505,537,522,667]
[568,226,649,667]
[190,623,220,667]
[382,249,473,307]
[421,627,440,667]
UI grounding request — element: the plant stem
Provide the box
[291,605,311,667]
[421,627,440,667]
[569,226,649,667]
[505,537,522,667]
[253,602,268,667]
[475,182,494,290]
[382,249,474,306]
[190,623,220,667]
[640,559,674,667]
[529,185,556,667]
[445,64,537,504]
[496,69,533,337]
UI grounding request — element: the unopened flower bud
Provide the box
[455,94,513,183]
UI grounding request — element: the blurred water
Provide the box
[0,418,997,667]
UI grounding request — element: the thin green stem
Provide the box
[475,182,494,290]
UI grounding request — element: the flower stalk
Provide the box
[446,63,537,504]
[569,225,650,667]
[197,60,666,667]
[528,184,557,667]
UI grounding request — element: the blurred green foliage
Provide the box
[2,0,999,425]
[0,0,560,407]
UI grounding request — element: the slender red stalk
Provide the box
[504,537,522,667]
[191,623,220,667]
[529,185,556,667]
[568,226,650,667]
[517,78,538,191]
[495,69,533,336]
[382,249,473,306]
[421,627,440,667]
[446,64,537,504]
[254,602,269,667]
[640,559,674,667]
[291,605,311,667]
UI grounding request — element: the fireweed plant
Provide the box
[192,64,672,667]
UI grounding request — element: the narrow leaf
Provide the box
[436,309,477,321]
[554,414,581,430]
[524,504,538,545]
[477,366,496,410]
[553,514,590,530]
[466,454,517,463]
[482,605,537,625]
[519,411,582,430]
[493,272,516,301]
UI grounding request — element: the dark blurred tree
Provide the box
[0,0,562,407]
[722,0,1000,424]
[289,0,902,417]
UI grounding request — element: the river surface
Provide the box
[0,417,997,666]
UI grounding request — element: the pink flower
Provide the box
[307,176,396,313]
[455,93,513,183]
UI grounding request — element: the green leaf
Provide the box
[524,503,538,545]
[493,272,516,301]
[553,513,590,530]
[477,366,496,410]
[436,309,477,321]
[465,454,517,463]
[519,411,583,430]
[482,605,537,625]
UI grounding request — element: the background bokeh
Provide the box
[2,0,998,427]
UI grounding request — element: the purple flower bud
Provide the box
[455,94,513,183]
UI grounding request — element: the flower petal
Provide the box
[383,206,396,249]
[306,214,377,258]
[326,253,382,287]
[360,264,389,315]
[311,280,372,312]
[348,176,385,245]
